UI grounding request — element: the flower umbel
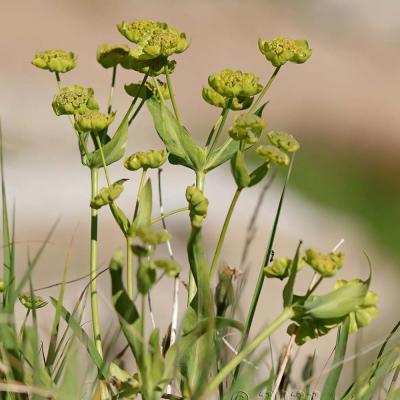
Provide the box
[52,86,99,116]
[229,114,266,145]
[186,185,209,228]
[304,249,344,278]
[124,150,167,171]
[74,111,115,133]
[90,179,126,210]
[267,131,300,153]
[202,87,253,110]
[32,49,77,73]
[256,144,290,166]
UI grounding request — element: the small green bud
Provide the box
[229,114,266,145]
[304,249,344,278]
[124,150,167,171]
[267,131,300,153]
[208,68,263,98]
[32,49,77,73]
[120,53,176,77]
[136,225,172,245]
[258,37,312,68]
[52,86,99,116]
[74,111,115,133]
[153,259,181,277]
[202,87,253,110]
[90,179,126,210]
[96,44,130,69]
[19,294,48,310]
[256,144,290,166]
[215,266,235,317]
[334,279,378,333]
[137,261,156,294]
[125,79,170,101]
[185,185,209,228]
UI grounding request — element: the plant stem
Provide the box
[209,188,242,280]
[207,106,230,155]
[94,135,111,187]
[151,207,188,225]
[205,307,295,395]
[128,97,146,126]
[133,169,147,222]
[205,112,224,148]
[165,68,182,125]
[126,236,133,300]
[107,66,117,115]
[248,66,281,114]
[128,72,149,126]
[90,167,102,357]
[234,156,295,380]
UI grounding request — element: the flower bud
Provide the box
[96,44,130,69]
[334,279,378,333]
[32,49,77,73]
[208,69,263,98]
[229,114,266,145]
[304,249,344,278]
[19,294,48,310]
[90,179,126,210]
[185,185,209,228]
[256,144,290,166]
[258,37,312,68]
[74,111,115,133]
[153,259,181,277]
[52,86,99,116]
[136,225,172,245]
[267,131,300,153]
[215,266,235,316]
[202,87,253,110]
[125,80,170,101]
[124,150,167,171]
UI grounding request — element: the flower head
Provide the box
[202,86,253,110]
[124,150,167,171]
[258,37,312,67]
[229,114,266,144]
[96,44,130,68]
[256,144,290,166]
[208,69,263,98]
[19,294,48,310]
[136,225,171,245]
[186,185,209,228]
[32,49,77,73]
[52,86,99,116]
[74,111,115,133]
[117,20,166,44]
[267,131,300,153]
[304,249,344,277]
[90,180,126,210]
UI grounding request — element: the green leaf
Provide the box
[129,178,152,236]
[254,101,269,117]
[110,202,130,235]
[283,241,302,307]
[147,97,205,171]
[204,138,240,172]
[88,102,133,168]
[321,317,350,400]
[248,162,270,187]
[230,151,250,188]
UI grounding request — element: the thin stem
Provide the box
[151,207,188,225]
[126,236,133,300]
[234,155,295,380]
[90,167,102,357]
[55,72,62,90]
[128,72,149,126]
[207,105,230,155]
[165,68,182,124]
[128,97,146,126]
[205,111,224,148]
[209,188,242,280]
[140,294,146,338]
[94,134,111,187]
[248,66,281,114]
[205,307,295,395]
[107,66,117,115]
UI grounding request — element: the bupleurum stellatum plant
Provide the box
[0,17,398,400]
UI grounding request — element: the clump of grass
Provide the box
[0,19,397,400]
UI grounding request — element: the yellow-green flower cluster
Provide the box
[202,87,253,111]
[267,131,300,153]
[228,114,266,145]
[304,249,344,277]
[19,294,48,310]
[186,185,209,228]
[256,144,290,166]
[90,180,126,210]
[258,37,312,68]
[124,150,167,171]
[74,111,115,133]
[334,279,378,333]
[136,225,171,245]
[153,259,181,277]
[32,49,77,73]
[96,44,130,68]
[52,86,99,116]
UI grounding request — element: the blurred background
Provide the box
[1,0,399,394]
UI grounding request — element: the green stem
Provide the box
[141,294,146,339]
[205,307,295,395]
[107,66,117,115]
[248,66,281,114]
[209,188,242,280]
[94,134,111,187]
[234,155,295,380]
[165,68,182,124]
[90,167,102,357]
[133,169,147,222]
[205,111,224,148]
[55,72,62,90]
[128,97,146,126]
[126,236,133,300]
[207,105,230,155]
[151,207,188,225]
